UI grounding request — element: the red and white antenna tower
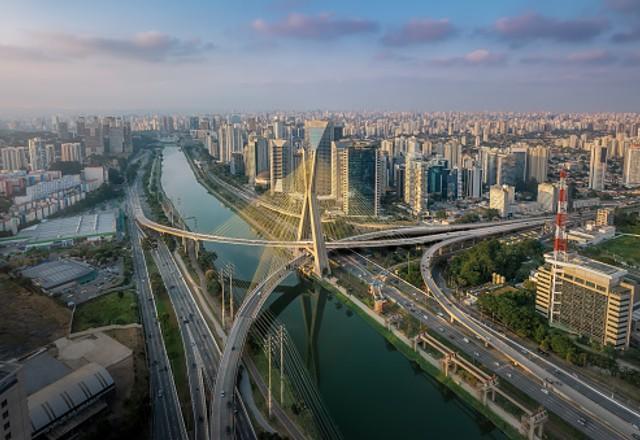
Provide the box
[554,169,568,260]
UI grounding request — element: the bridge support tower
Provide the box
[297,150,330,276]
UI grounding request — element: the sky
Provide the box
[1,0,640,115]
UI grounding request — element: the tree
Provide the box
[49,160,82,175]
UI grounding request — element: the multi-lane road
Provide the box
[339,252,625,440]
[128,209,188,440]
[420,235,640,439]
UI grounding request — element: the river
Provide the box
[160,145,505,440]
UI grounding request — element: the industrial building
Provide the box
[0,211,117,248]
[533,253,636,349]
[21,259,97,292]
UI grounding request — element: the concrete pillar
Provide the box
[182,236,187,252]
[194,240,199,259]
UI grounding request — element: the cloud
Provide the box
[432,49,506,67]
[487,12,609,44]
[381,18,456,46]
[604,0,640,15]
[30,31,214,62]
[622,52,640,65]
[251,13,379,40]
[0,44,60,62]
[521,49,616,65]
[612,25,640,43]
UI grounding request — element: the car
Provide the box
[506,372,512,378]
[422,314,428,320]
[438,327,444,332]
[463,337,470,343]
[474,352,480,357]
[494,361,500,367]
[632,434,640,440]
[577,417,587,426]
[540,388,549,395]
[158,389,164,398]
[221,391,226,398]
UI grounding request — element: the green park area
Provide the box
[72,290,139,332]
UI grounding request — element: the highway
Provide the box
[420,235,640,439]
[128,208,188,440]
[210,254,309,439]
[339,252,622,440]
[151,245,210,440]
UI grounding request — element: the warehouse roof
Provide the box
[21,259,95,290]
[28,363,114,436]
[0,211,116,246]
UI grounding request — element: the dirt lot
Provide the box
[0,274,71,360]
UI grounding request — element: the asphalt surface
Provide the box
[339,252,630,440]
[153,239,258,440]
[419,235,640,439]
[211,255,307,440]
[128,209,188,440]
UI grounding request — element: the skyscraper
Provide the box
[304,120,335,197]
[623,144,640,186]
[340,144,382,217]
[589,144,607,190]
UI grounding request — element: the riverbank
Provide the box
[316,276,524,440]
[161,144,515,439]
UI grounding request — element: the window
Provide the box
[5,433,11,440]
[1,412,7,420]
[0,401,5,409]
[2,422,8,431]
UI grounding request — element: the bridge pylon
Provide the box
[297,149,330,276]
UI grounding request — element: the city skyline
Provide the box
[2,0,640,115]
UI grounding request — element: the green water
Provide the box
[161,146,506,440]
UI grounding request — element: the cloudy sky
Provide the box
[1,0,639,115]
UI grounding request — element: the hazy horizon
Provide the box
[2,0,640,115]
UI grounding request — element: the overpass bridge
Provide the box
[420,234,640,440]
[210,253,311,439]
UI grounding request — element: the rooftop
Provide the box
[21,259,96,290]
[0,211,117,246]
[545,252,627,279]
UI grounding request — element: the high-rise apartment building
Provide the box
[82,117,105,156]
[623,144,640,186]
[61,142,84,163]
[28,138,47,171]
[534,253,635,349]
[589,144,608,190]
[1,147,28,171]
[404,157,429,216]
[245,134,269,186]
[269,139,293,193]
[528,145,549,183]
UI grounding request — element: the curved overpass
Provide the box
[132,186,550,250]
[419,225,639,439]
[211,254,310,439]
